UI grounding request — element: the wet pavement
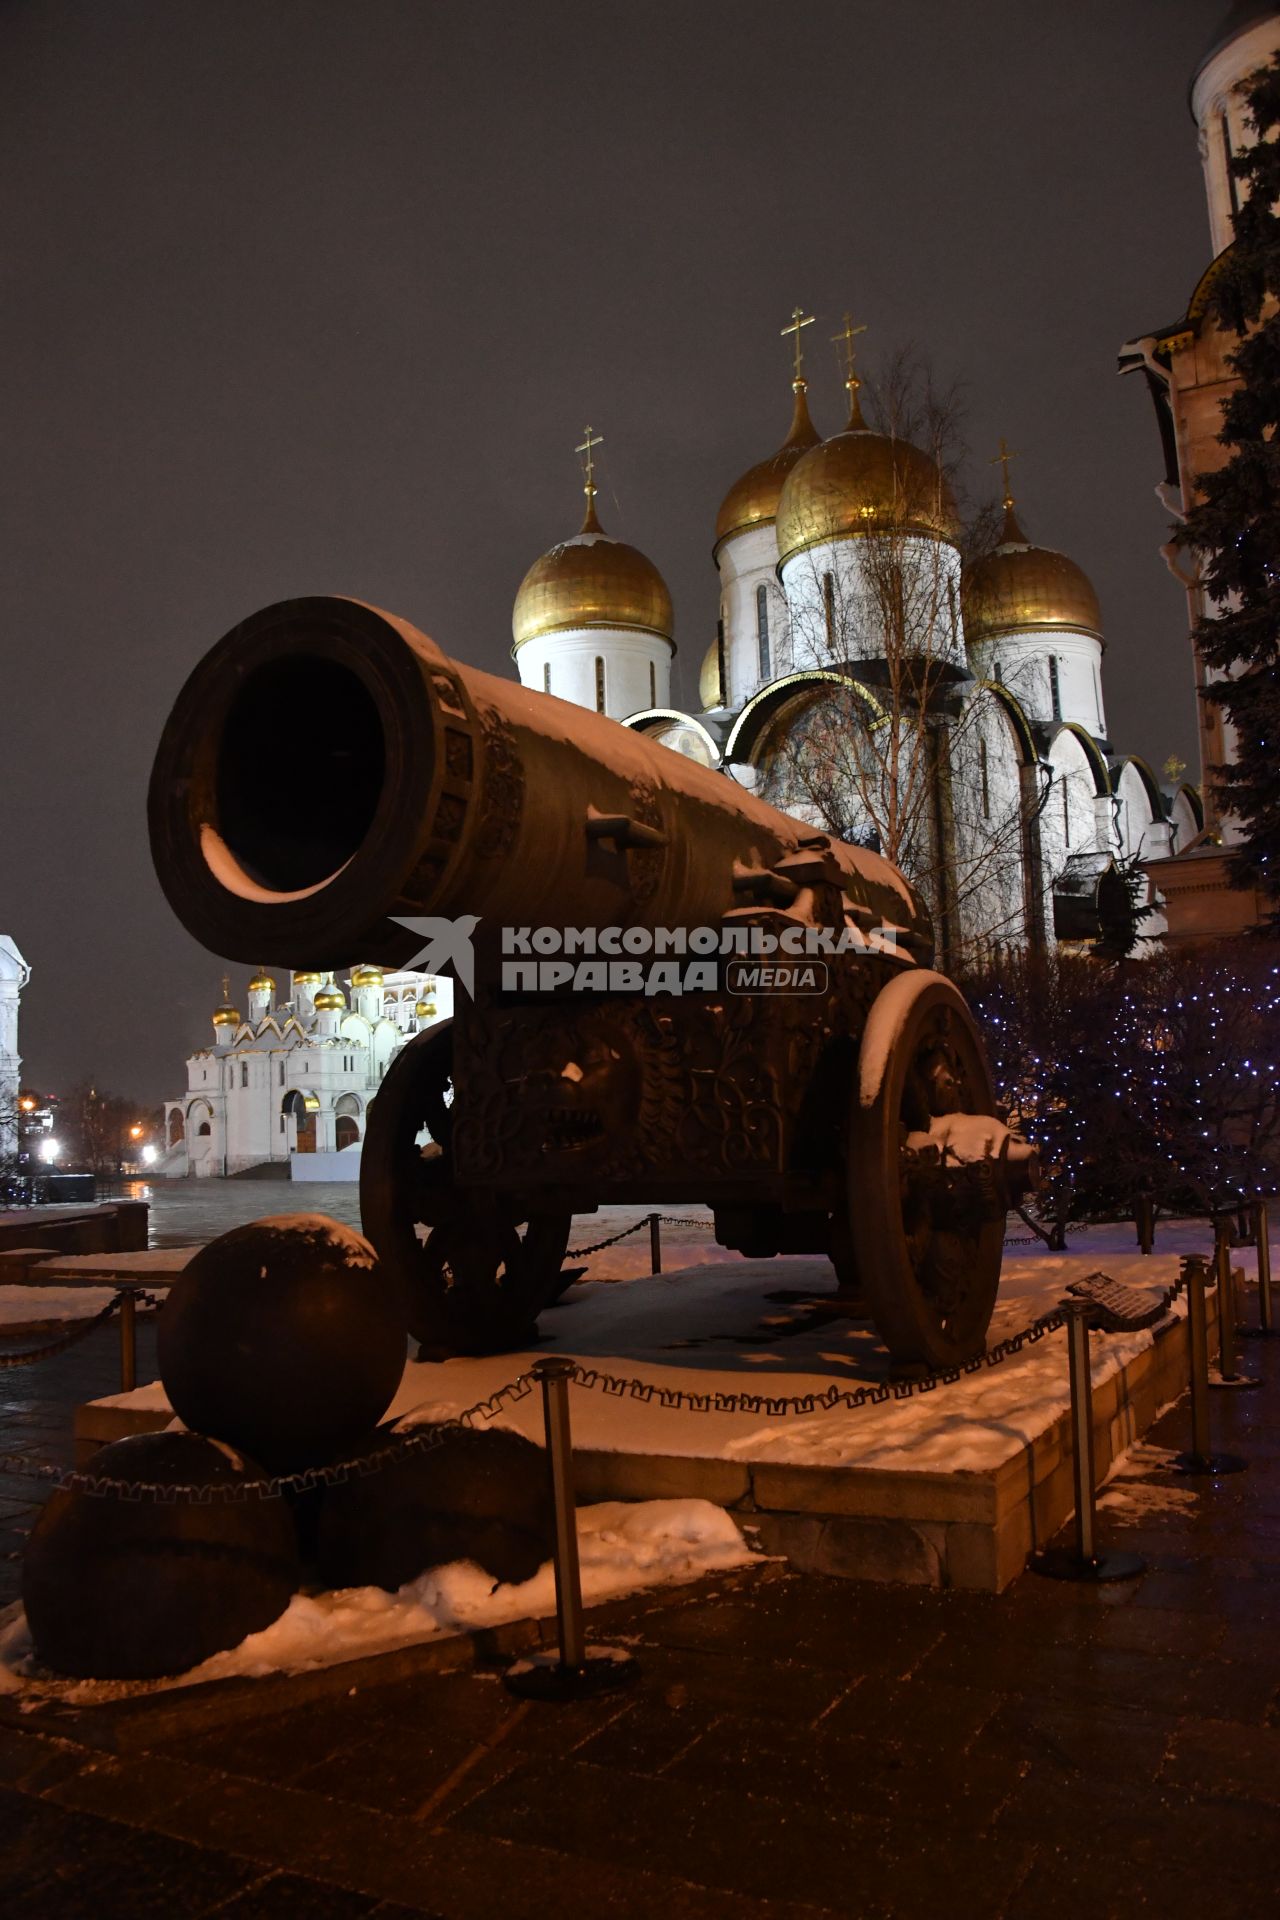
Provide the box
[2,1315,1279,1915]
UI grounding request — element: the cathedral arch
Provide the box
[622,709,721,767]
[723,670,886,766]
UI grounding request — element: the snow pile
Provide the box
[0,1497,753,1704]
[1097,1441,1200,1519]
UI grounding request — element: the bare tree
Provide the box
[755,345,1044,963]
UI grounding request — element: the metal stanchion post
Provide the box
[118,1290,137,1392]
[1032,1301,1143,1582]
[1174,1256,1245,1476]
[649,1212,662,1275]
[1209,1214,1261,1390]
[1135,1192,1154,1256]
[1240,1199,1275,1340]
[506,1357,638,1702]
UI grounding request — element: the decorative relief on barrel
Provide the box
[475,708,525,859]
[626,780,665,905]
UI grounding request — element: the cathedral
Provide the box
[162,966,451,1179]
[512,359,1199,966]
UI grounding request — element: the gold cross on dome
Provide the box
[576,425,603,497]
[221,973,230,1000]
[992,437,1019,508]
[780,307,815,382]
[831,311,867,391]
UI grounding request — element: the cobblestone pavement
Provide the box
[2,1319,1279,1917]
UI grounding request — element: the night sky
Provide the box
[0,0,1224,1102]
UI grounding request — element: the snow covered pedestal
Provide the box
[75,1225,1231,1594]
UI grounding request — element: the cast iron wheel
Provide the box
[849,970,1004,1368]
[360,1020,572,1356]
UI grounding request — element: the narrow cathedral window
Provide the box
[543,663,551,694]
[594,656,606,713]
[278,1060,284,1086]
[1062,777,1070,846]
[994,659,1003,684]
[947,577,957,635]
[240,1061,248,1088]
[979,737,990,820]
[756,585,771,680]
[649,660,656,706]
[1221,111,1240,217]
[1049,655,1062,721]
[822,573,836,648]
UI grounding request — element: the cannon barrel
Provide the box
[148,595,932,971]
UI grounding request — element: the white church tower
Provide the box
[512,428,674,721]
[0,935,29,1164]
[1192,2,1280,258]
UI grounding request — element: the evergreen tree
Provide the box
[1176,54,1280,916]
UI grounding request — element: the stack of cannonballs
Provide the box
[22,1216,551,1680]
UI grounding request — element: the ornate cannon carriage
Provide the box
[149,596,1036,1370]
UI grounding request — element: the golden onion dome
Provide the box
[313,987,345,1012]
[775,390,960,564]
[714,382,821,549]
[293,970,324,987]
[512,497,673,653]
[963,504,1102,643]
[212,1002,241,1029]
[415,997,437,1020]
[247,969,275,994]
[350,964,384,988]
[698,636,725,709]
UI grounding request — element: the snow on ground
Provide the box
[0,1497,754,1704]
[1097,1440,1201,1520]
[0,1285,120,1329]
[97,1215,1251,1477]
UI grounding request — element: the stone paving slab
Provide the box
[3,1304,1280,1916]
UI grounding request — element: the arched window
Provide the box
[1061,776,1070,847]
[594,656,606,714]
[335,1115,360,1150]
[240,1060,248,1088]
[1048,655,1062,721]
[543,662,551,693]
[756,584,771,681]
[979,737,990,820]
[822,573,836,649]
[649,660,656,706]
[994,659,1003,684]
[278,1059,284,1086]
[196,1121,211,1137]
[947,577,957,635]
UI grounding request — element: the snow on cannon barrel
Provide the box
[148,595,1037,1369]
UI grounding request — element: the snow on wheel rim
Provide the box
[849,970,1004,1370]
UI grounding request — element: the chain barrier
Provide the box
[565,1218,651,1259]
[566,1213,715,1259]
[0,1289,163,1370]
[0,1370,541,1506]
[0,1262,1200,1507]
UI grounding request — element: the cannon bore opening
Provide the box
[214,658,386,893]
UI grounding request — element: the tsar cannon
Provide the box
[149,596,1036,1369]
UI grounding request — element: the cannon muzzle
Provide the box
[148,596,932,972]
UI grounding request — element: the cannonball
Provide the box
[158,1215,407,1473]
[22,1432,298,1680]
[315,1425,552,1592]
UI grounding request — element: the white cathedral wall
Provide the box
[949,693,1033,955]
[970,629,1106,736]
[515,626,672,720]
[1193,15,1280,258]
[1113,761,1172,866]
[714,523,790,704]
[780,534,966,674]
